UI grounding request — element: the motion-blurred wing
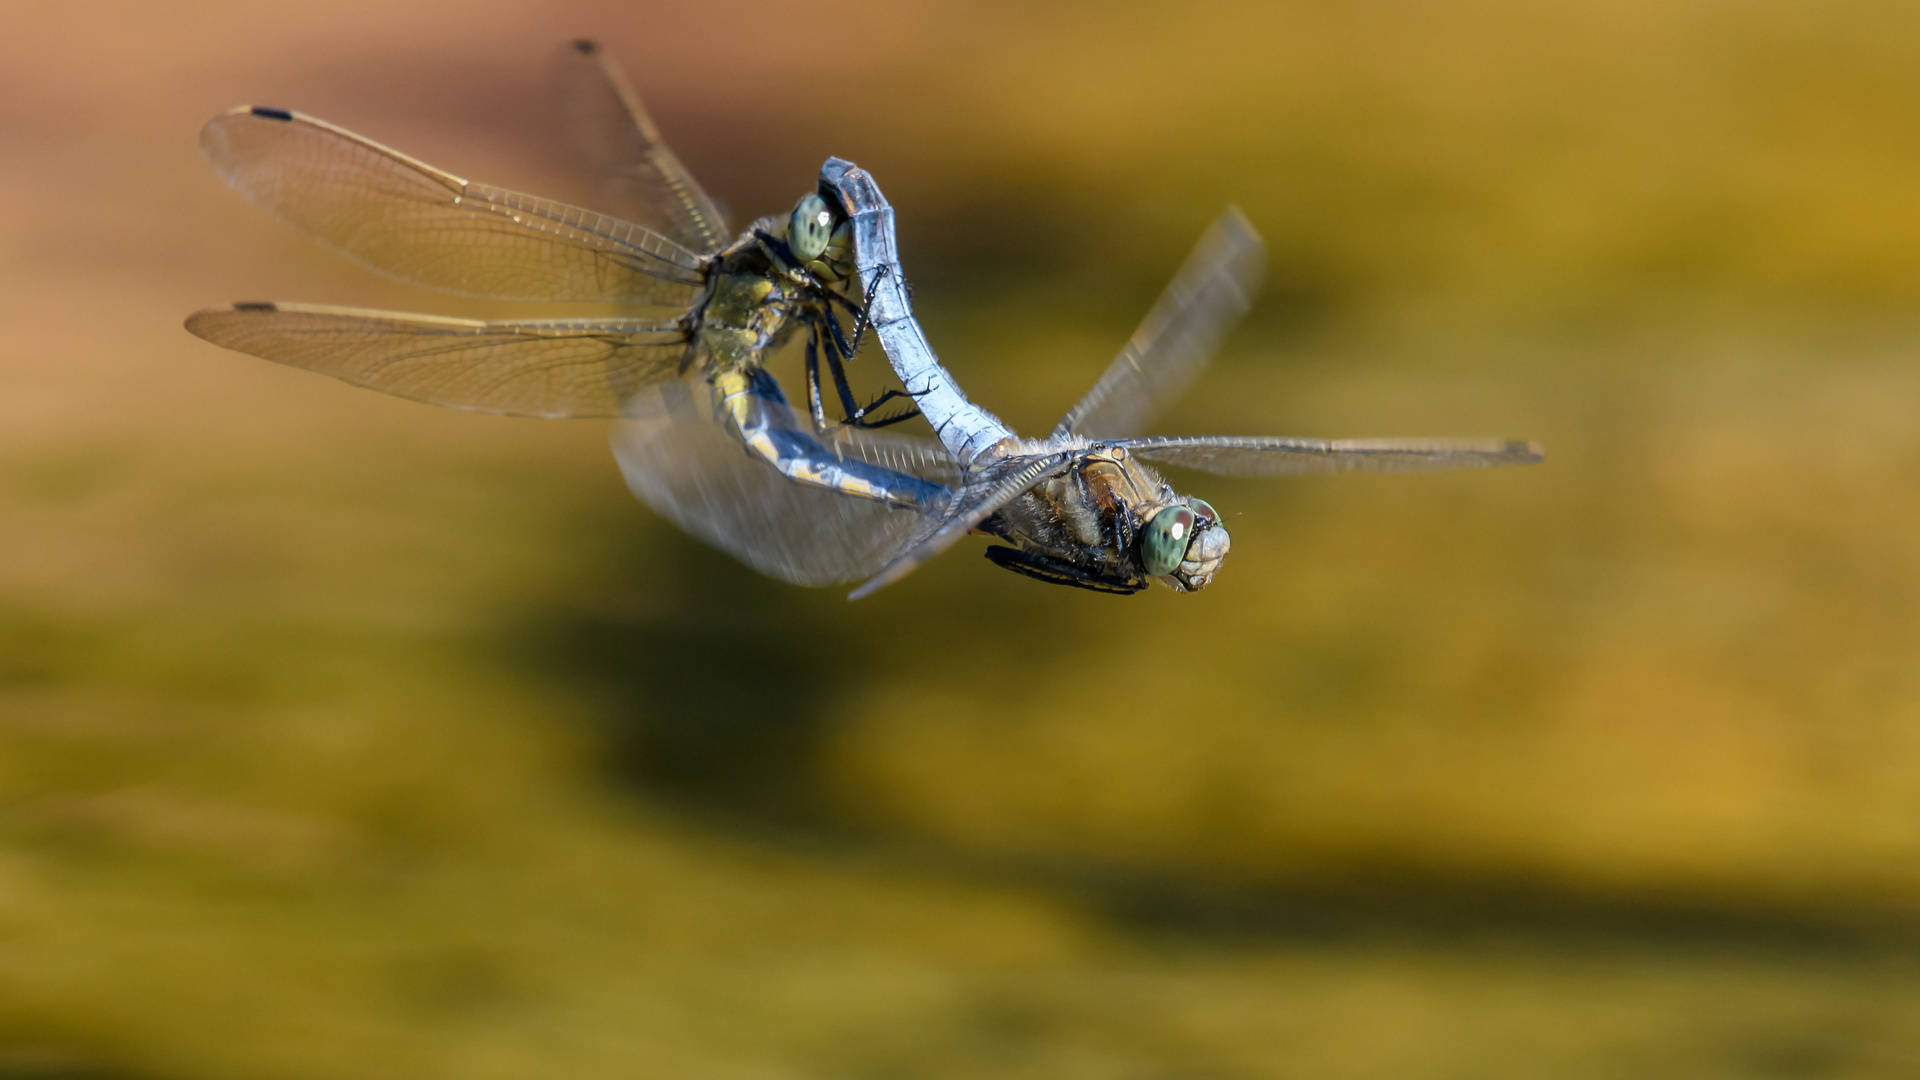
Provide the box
[1119,435,1545,476]
[200,106,706,305]
[186,302,690,418]
[612,380,954,587]
[848,451,1076,600]
[825,428,964,488]
[1053,208,1264,439]
[559,40,731,256]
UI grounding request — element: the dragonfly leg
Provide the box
[983,545,1147,594]
[820,316,866,420]
[823,287,872,356]
[832,267,932,427]
[820,312,922,429]
[845,394,923,429]
[808,311,871,429]
[803,324,832,433]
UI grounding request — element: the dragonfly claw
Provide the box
[842,388,922,429]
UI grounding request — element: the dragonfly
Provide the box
[816,159,1545,600]
[184,39,940,546]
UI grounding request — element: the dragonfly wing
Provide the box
[1119,435,1545,475]
[200,106,707,304]
[612,380,952,587]
[185,302,690,418]
[1053,207,1264,439]
[828,428,964,488]
[848,451,1076,600]
[559,40,731,256]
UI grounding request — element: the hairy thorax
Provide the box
[698,268,797,370]
[994,447,1178,580]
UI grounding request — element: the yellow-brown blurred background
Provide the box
[5,1,1920,1076]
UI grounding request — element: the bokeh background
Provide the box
[5,1,1920,1076]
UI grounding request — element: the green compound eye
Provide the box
[788,194,834,262]
[1188,497,1218,525]
[1140,505,1197,576]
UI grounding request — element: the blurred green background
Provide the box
[5,1,1920,1076]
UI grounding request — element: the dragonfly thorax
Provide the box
[697,267,804,370]
[973,446,1215,592]
[691,194,858,374]
[979,445,1234,593]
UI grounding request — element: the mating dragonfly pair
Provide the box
[187,41,1542,599]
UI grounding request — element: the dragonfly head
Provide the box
[788,193,855,286]
[1139,496,1230,591]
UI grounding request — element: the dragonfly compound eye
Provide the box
[788,194,835,262]
[1187,497,1218,525]
[1140,505,1197,577]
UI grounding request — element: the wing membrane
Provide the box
[200,107,707,304]
[1120,435,1545,476]
[559,40,731,256]
[613,379,951,587]
[848,451,1076,600]
[824,428,963,488]
[185,302,691,418]
[1054,208,1264,439]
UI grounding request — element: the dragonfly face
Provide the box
[787,192,856,285]
[1164,497,1230,591]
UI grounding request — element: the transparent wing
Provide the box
[185,302,691,418]
[559,40,731,256]
[1119,435,1546,476]
[1053,207,1264,439]
[612,379,954,587]
[848,451,1076,601]
[200,106,707,305]
[822,427,963,488]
